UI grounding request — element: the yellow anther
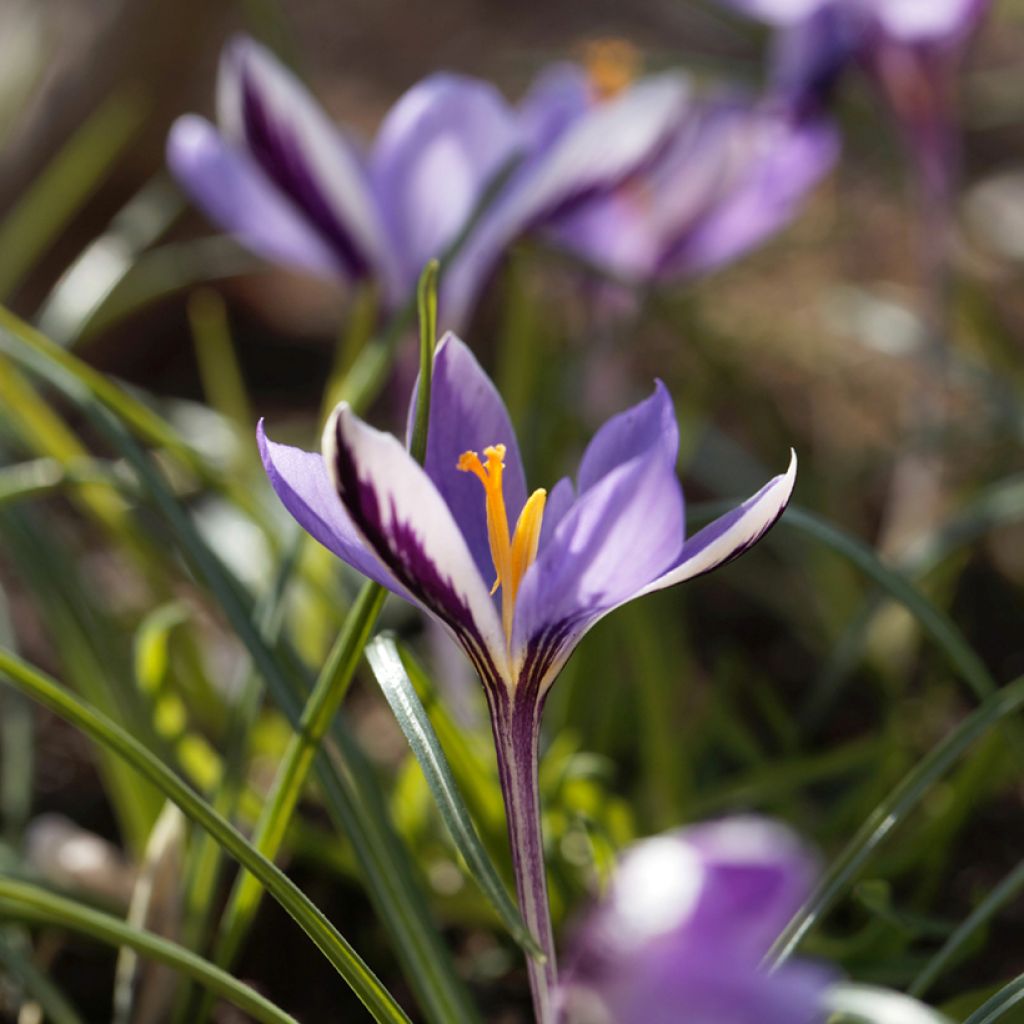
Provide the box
[458,444,546,645]
[581,38,641,101]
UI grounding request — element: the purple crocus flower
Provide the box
[559,817,833,1024]
[166,36,689,326]
[514,63,839,283]
[722,0,990,199]
[258,333,796,1021]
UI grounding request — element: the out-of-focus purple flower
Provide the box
[166,36,689,325]
[521,64,838,283]
[259,333,796,1021]
[559,817,834,1024]
[723,0,990,196]
[445,59,837,296]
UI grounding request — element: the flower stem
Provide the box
[489,691,558,1023]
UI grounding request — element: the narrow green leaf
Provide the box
[0,89,148,301]
[0,931,85,1024]
[910,858,1024,998]
[769,674,1024,965]
[0,646,412,1024]
[210,582,387,975]
[366,634,542,958]
[964,976,1024,1024]
[410,259,439,464]
[782,506,999,706]
[0,879,298,1024]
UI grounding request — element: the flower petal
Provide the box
[218,36,400,297]
[370,74,523,292]
[167,116,340,277]
[407,333,528,588]
[538,476,575,553]
[517,62,591,153]
[511,446,684,688]
[257,421,406,595]
[325,403,508,682]
[441,71,690,325]
[561,818,831,1024]
[642,450,797,594]
[873,0,990,41]
[577,380,679,493]
[719,0,829,25]
[657,106,839,278]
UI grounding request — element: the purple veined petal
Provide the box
[718,0,832,25]
[440,71,691,326]
[577,380,679,493]
[870,0,990,41]
[167,116,341,278]
[657,108,839,277]
[370,73,524,293]
[517,62,591,154]
[324,403,509,684]
[257,422,409,596]
[217,36,402,301]
[511,446,684,690]
[640,450,797,595]
[405,333,528,588]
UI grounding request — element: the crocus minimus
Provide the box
[167,37,689,327]
[259,335,796,1021]
[558,817,833,1024]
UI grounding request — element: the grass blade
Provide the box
[366,634,542,957]
[769,674,1024,965]
[0,646,412,1024]
[0,879,298,1024]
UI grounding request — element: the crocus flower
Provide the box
[167,36,689,326]
[494,61,839,284]
[558,817,833,1024]
[722,0,990,199]
[258,334,796,1021]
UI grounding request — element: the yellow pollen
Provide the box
[458,444,547,644]
[581,38,641,101]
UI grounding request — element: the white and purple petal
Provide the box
[324,402,508,683]
[408,333,528,587]
[167,116,341,278]
[217,37,401,298]
[257,422,407,594]
[641,450,797,594]
[370,73,524,293]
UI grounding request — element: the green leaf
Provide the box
[769,674,1024,965]
[0,878,298,1024]
[0,646,412,1024]
[366,634,543,958]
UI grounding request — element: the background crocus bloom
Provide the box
[559,817,834,1024]
[167,36,689,326]
[722,0,990,197]
[259,332,796,1022]
[524,65,839,283]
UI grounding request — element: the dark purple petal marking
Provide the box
[237,66,372,279]
[257,421,407,595]
[326,406,507,689]
[643,451,797,592]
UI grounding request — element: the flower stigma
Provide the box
[582,38,641,101]
[457,444,547,645]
